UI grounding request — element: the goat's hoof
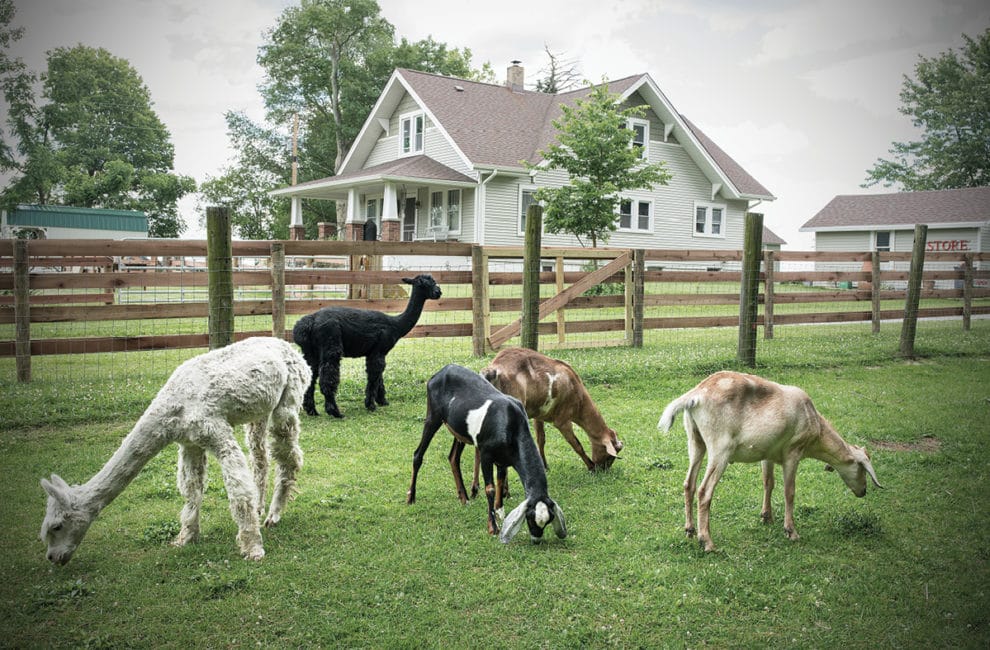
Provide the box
[785,528,800,541]
[327,408,343,419]
[303,407,318,417]
[263,514,281,528]
[685,527,696,538]
[365,402,377,412]
[761,512,774,524]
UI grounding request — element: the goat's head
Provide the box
[825,445,882,497]
[590,428,623,471]
[403,274,442,300]
[40,475,94,566]
[499,496,567,544]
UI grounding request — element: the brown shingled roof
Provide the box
[801,187,990,230]
[398,68,772,200]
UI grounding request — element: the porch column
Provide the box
[289,196,305,240]
[381,182,400,242]
[344,187,364,241]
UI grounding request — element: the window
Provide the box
[628,118,649,160]
[428,188,462,234]
[365,197,382,225]
[519,188,538,234]
[399,112,424,155]
[874,231,891,252]
[694,202,726,238]
[617,198,652,232]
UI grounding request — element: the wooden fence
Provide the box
[2,238,988,372]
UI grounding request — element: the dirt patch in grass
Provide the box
[871,435,941,453]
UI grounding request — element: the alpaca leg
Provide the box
[319,350,344,418]
[174,443,207,547]
[210,427,265,560]
[301,350,320,416]
[246,420,270,517]
[365,354,387,411]
[264,408,303,527]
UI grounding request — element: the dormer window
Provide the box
[627,118,649,160]
[400,112,424,156]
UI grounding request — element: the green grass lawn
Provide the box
[1,321,988,648]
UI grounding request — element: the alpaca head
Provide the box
[403,274,442,301]
[40,475,94,566]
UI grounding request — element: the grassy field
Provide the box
[1,320,988,648]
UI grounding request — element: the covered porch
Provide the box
[270,155,477,242]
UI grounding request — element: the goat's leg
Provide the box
[470,448,480,499]
[174,443,207,547]
[407,404,442,504]
[365,354,387,411]
[211,427,265,560]
[494,464,508,512]
[319,349,344,418]
[479,456,499,535]
[535,421,549,469]
[448,438,470,504]
[760,460,775,524]
[696,457,729,553]
[264,407,303,527]
[781,456,801,541]
[683,423,706,539]
[245,420,270,517]
[555,421,595,471]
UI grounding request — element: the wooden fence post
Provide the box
[632,249,644,348]
[556,256,567,346]
[898,223,927,358]
[271,242,286,339]
[763,250,775,340]
[14,239,31,382]
[962,253,973,332]
[207,206,234,350]
[737,212,763,367]
[871,251,881,334]
[471,246,489,357]
[520,204,543,351]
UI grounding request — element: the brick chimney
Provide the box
[506,60,524,91]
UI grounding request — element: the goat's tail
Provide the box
[657,392,699,432]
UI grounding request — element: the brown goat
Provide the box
[481,348,622,472]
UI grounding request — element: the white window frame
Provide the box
[364,195,383,227]
[428,187,462,235]
[628,117,649,160]
[399,111,425,156]
[616,197,653,232]
[873,230,893,252]
[693,201,726,238]
[518,185,540,236]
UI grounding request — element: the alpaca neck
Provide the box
[393,289,428,336]
[78,411,172,514]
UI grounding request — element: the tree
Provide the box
[217,0,490,239]
[535,44,582,94]
[864,29,990,190]
[0,40,195,236]
[528,81,671,247]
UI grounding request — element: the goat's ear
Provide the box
[551,500,567,539]
[499,499,530,544]
[402,277,414,285]
[41,476,71,509]
[604,438,620,458]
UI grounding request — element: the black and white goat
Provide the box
[406,364,567,543]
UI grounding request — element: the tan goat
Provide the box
[658,371,882,552]
[481,348,622,472]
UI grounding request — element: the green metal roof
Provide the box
[8,205,148,232]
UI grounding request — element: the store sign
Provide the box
[926,239,972,252]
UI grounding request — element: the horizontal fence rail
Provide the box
[1,239,987,369]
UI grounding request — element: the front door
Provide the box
[402,197,416,241]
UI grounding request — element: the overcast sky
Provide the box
[5,0,989,247]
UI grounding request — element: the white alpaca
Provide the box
[40,337,310,565]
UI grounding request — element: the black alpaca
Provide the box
[292,274,442,418]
